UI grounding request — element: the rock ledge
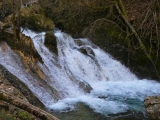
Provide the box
[144,96,160,120]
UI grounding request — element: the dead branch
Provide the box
[0,91,59,120]
[114,0,160,79]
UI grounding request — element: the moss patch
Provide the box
[21,5,55,31]
[0,110,16,120]
[0,101,38,120]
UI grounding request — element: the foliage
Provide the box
[17,111,32,120]
[21,5,55,31]
[42,0,113,37]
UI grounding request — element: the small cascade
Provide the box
[1,29,160,119]
[0,42,56,106]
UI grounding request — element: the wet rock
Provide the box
[78,81,92,93]
[44,31,58,54]
[78,46,95,58]
[74,39,84,46]
[144,96,160,120]
[74,39,97,48]
[64,68,92,93]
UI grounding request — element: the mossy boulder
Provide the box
[78,46,95,58]
[44,31,58,54]
[21,5,55,31]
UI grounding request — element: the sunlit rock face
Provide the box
[144,96,160,120]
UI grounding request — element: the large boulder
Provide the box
[144,96,160,120]
[44,31,58,54]
[78,46,95,58]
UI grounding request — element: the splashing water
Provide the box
[1,29,160,119]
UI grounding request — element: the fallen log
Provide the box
[0,90,59,120]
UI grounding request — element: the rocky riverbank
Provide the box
[0,65,41,120]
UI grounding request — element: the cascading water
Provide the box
[0,42,56,106]
[1,29,160,119]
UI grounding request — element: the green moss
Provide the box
[0,110,16,120]
[21,5,55,31]
[17,111,32,120]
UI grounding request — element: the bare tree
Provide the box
[12,0,21,41]
[114,0,160,79]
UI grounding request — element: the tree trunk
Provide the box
[114,0,160,80]
[0,91,59,120]
[12,0,21,41]
[12,0,17,41]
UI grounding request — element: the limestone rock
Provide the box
[144,96,160,120]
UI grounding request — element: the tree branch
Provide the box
[0,91,59,120]
[114,0,160,79]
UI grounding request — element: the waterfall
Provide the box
[0,42,56,106]
[1,29,160,119]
